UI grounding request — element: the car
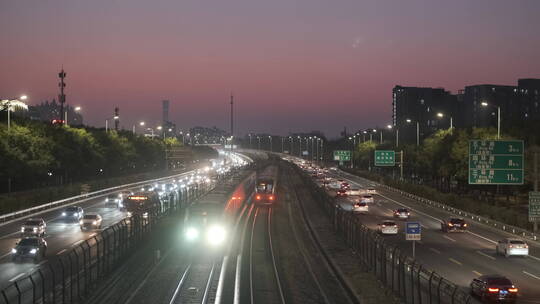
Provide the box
[62,206,84,221]
[105,193,122,207]
[366,188,377,194]
[336,189,348,197]
[340,182,350,190]
[496,239,529,258]
[352,201,369,213]
[378,221,398,235]
[441,218,467,232]
[347,188,362,196]
[79,214,103,230]
[470,275,518,303]
[393,208,410,220]
[11,238,47,262]
[141,185,155,192]
[21,218,46,237]
[360,195,374,204]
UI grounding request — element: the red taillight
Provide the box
[508,288,518,293]
[256,195,261,200]
[269,196,274,201]
[488,288,499,293]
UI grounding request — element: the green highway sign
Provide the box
[333,150,351,161]
[529,192,540,222]
[468,140,524,185]
[375,150,395,166]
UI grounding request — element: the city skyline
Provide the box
[2,0,540,137]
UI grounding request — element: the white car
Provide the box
[366,188,377,194]
[79,214,103,231]
[360,195,374,204]
[21,218,46,237]
[496,239,529,257]
[378,221,398,235]
[347,188,362,196]
[352,201,369,213]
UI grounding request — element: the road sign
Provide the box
[406,222,421,241]
[529,192,540,222]
[468,140,524,185]
[375,150,395,166]
[333,150,351,161]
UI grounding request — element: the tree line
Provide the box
[0,118,170,193]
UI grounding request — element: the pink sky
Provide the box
[1,0,539,137]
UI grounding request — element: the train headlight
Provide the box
[206,225,226,245]
[185,227,199,241]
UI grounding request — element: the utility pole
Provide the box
[230,93,234,157]
[58,68,66,125]
[114,107,120,131]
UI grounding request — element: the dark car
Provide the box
[61,206,84,221]
[105,193,122,207]
[441,218,467,232]
[12,238,47,262]
[393,208,410,220]
[470,275,518,303]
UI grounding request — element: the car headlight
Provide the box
[74,213,79,217]
[21,227,24,232]
[62,212,67,216]
[185,227,199,241]
[33,227,38,232]
[29,249,37,254]
[11,248,17,254]
[206,225,226,245]
[93,221,97,225]
[79,220,83,225]
[105,198,109,202]
[127,212,132,217]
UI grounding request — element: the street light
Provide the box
[481,102,501,139]
[105,115,119,132]
[2,95,28,131]
[436,112,453,129]
[406,118,420,146]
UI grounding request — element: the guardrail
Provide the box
[0,169,195,226]
[339,171,539,242]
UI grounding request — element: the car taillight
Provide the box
[508,288,518,293]
[269,196,274,201]
[256,195,261,200]
[488,288,499,293]
[524,245,528,248]
[448,223,453,226]
[509,245,514,248]
[381,225,386,228]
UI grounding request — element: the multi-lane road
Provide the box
[329,169,540,303]
[0,169,198,290]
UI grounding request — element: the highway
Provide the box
[328,169,540,304]
[0,167,207,291]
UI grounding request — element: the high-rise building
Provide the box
[392,85,457,144]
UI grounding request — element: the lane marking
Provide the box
[449,258,462,266]
[9,273,26,282]
[466,231,497,245]
[472,270,482,276]
[57,249,67,255]
[443,235,456,242]
[523,271,540,280]
[429,248,441,254]
[476,251,496,261]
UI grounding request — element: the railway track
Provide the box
[168,259,220,304]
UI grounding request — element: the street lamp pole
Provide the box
[281,137,284,153]
[497,106,501,139]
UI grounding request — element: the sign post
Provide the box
[406,222,421,258]
[333,150,351,167]
[374,150,396,166]
[468,140,524,185]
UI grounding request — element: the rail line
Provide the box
[168,260,217,304]
[248,206,286,304]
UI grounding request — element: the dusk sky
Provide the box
[1,0,539,137]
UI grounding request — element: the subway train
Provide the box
[254,165,278,204]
